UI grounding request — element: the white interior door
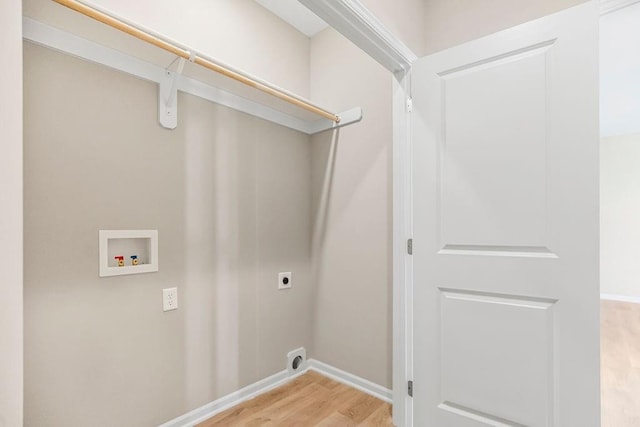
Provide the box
[411,3,599,426]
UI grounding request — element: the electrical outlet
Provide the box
[163,287,178,311]
[278,272,292,290]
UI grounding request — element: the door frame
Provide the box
[296,2,417,426]
[391,68,413,427]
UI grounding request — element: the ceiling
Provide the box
[254,0,328,37]
[601,1,640,137]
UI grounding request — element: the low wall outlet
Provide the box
[287,347,306,374]
[278,272,292,290]
[163,287,178,311]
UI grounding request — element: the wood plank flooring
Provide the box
[602,299,640,427]
[197,371,393,426]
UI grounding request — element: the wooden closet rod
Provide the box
[53,0,341,123]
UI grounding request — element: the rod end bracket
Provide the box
[159,70,178,129]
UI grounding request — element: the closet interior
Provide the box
[22,0,391,426]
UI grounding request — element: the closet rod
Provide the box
[53,0,341,123]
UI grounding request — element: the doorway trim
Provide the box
[390,68,413,427]
[296,1,417,426]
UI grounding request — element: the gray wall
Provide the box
[309,28,393,388]
[0,1,23,426]
[23,43,312,427]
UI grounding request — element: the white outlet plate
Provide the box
[278,272,292,290]
[163,287,178,311]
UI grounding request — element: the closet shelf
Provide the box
[22,0,362,134]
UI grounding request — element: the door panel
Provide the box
[439,289,555,426]
[441,44,549,249]
[412,2,599,426]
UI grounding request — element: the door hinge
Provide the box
[407,238,413,255]
[408,380,413,397]
[406,97,413,113]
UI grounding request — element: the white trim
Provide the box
[22,17,359,135]
[392,70,413,427]
[600,0,640,15]
[600,293,640,304]
[306,359,393,403]
[298,0,417,73]
[157,359,391,427]
[158,369,301,427]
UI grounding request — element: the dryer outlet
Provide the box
[287,347,306,374]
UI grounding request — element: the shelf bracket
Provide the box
[307,107,363,134]
[159,55,192,129]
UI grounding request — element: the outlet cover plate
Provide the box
[278,272,292,290]
[163,287,178,311]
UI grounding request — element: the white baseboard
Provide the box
[307,359,393,403]
[601,293,640,304]
[157,369,302,427]
[157,359,392,426]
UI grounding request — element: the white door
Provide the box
[411,2,599,426]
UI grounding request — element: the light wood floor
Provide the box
[197,371,393,426]
[602,299,640,426]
